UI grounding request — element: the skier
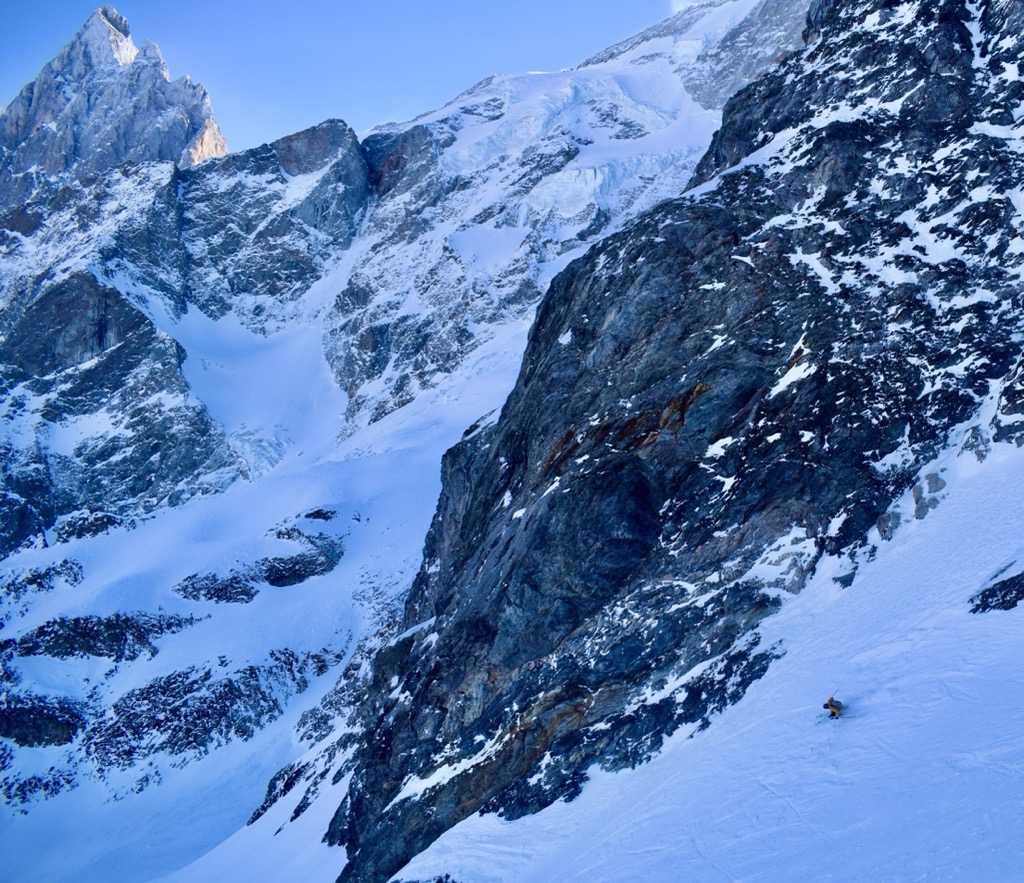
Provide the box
[823,696,843,718]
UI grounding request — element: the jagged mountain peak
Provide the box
[95,4,131,37]
[68,5,138,69]
[0,5,226,207]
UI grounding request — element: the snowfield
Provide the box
[0,312,534,883]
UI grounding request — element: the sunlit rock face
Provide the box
[0,6,227,208]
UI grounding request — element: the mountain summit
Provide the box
[0,5,226,207]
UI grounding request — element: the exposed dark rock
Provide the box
[1,766,77,808]
[248,759,312,825]
[362,125,449,202]
[0,205,43,236]
[84,646,347,769]
[0,695,86,747]
[54,512,135,543]
[268,528,345,578]
[256,550,340,588]
[174,572,258,604]
[991,356,1024,446]
[178,120,370,326]
[0,491,49,557]
[174,530,344,602]
[87,666,284,766]
[12,612,196,661]
[273,120,359,177]
[971,573,1024,614]
[305,508,338,522]
[0,559,83,602]
[2,273,144,378]
[479,634,780,822]
[0,271,244,552]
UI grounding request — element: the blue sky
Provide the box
[1,2,687,152]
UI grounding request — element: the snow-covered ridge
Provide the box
[323,0,811,432]
[580,0,810,109]
[579,0,760,69]
[61,5,138,70]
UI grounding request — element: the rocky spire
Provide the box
[58,5,139,73]
[0,5,227,207]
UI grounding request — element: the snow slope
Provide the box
[392,435,1024,882]
[0,313,528,883]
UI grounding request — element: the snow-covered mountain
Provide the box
[0,2,817,880]
[320,0,808,431]
[4,0,1024,880]
[268,0,1024,878]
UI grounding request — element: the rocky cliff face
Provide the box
[0,5,239,552]
[299,1,1024,880]
[0,117,372,555]
[178,119,371,329]
[0,119,372,816]
[0,9,372,824]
